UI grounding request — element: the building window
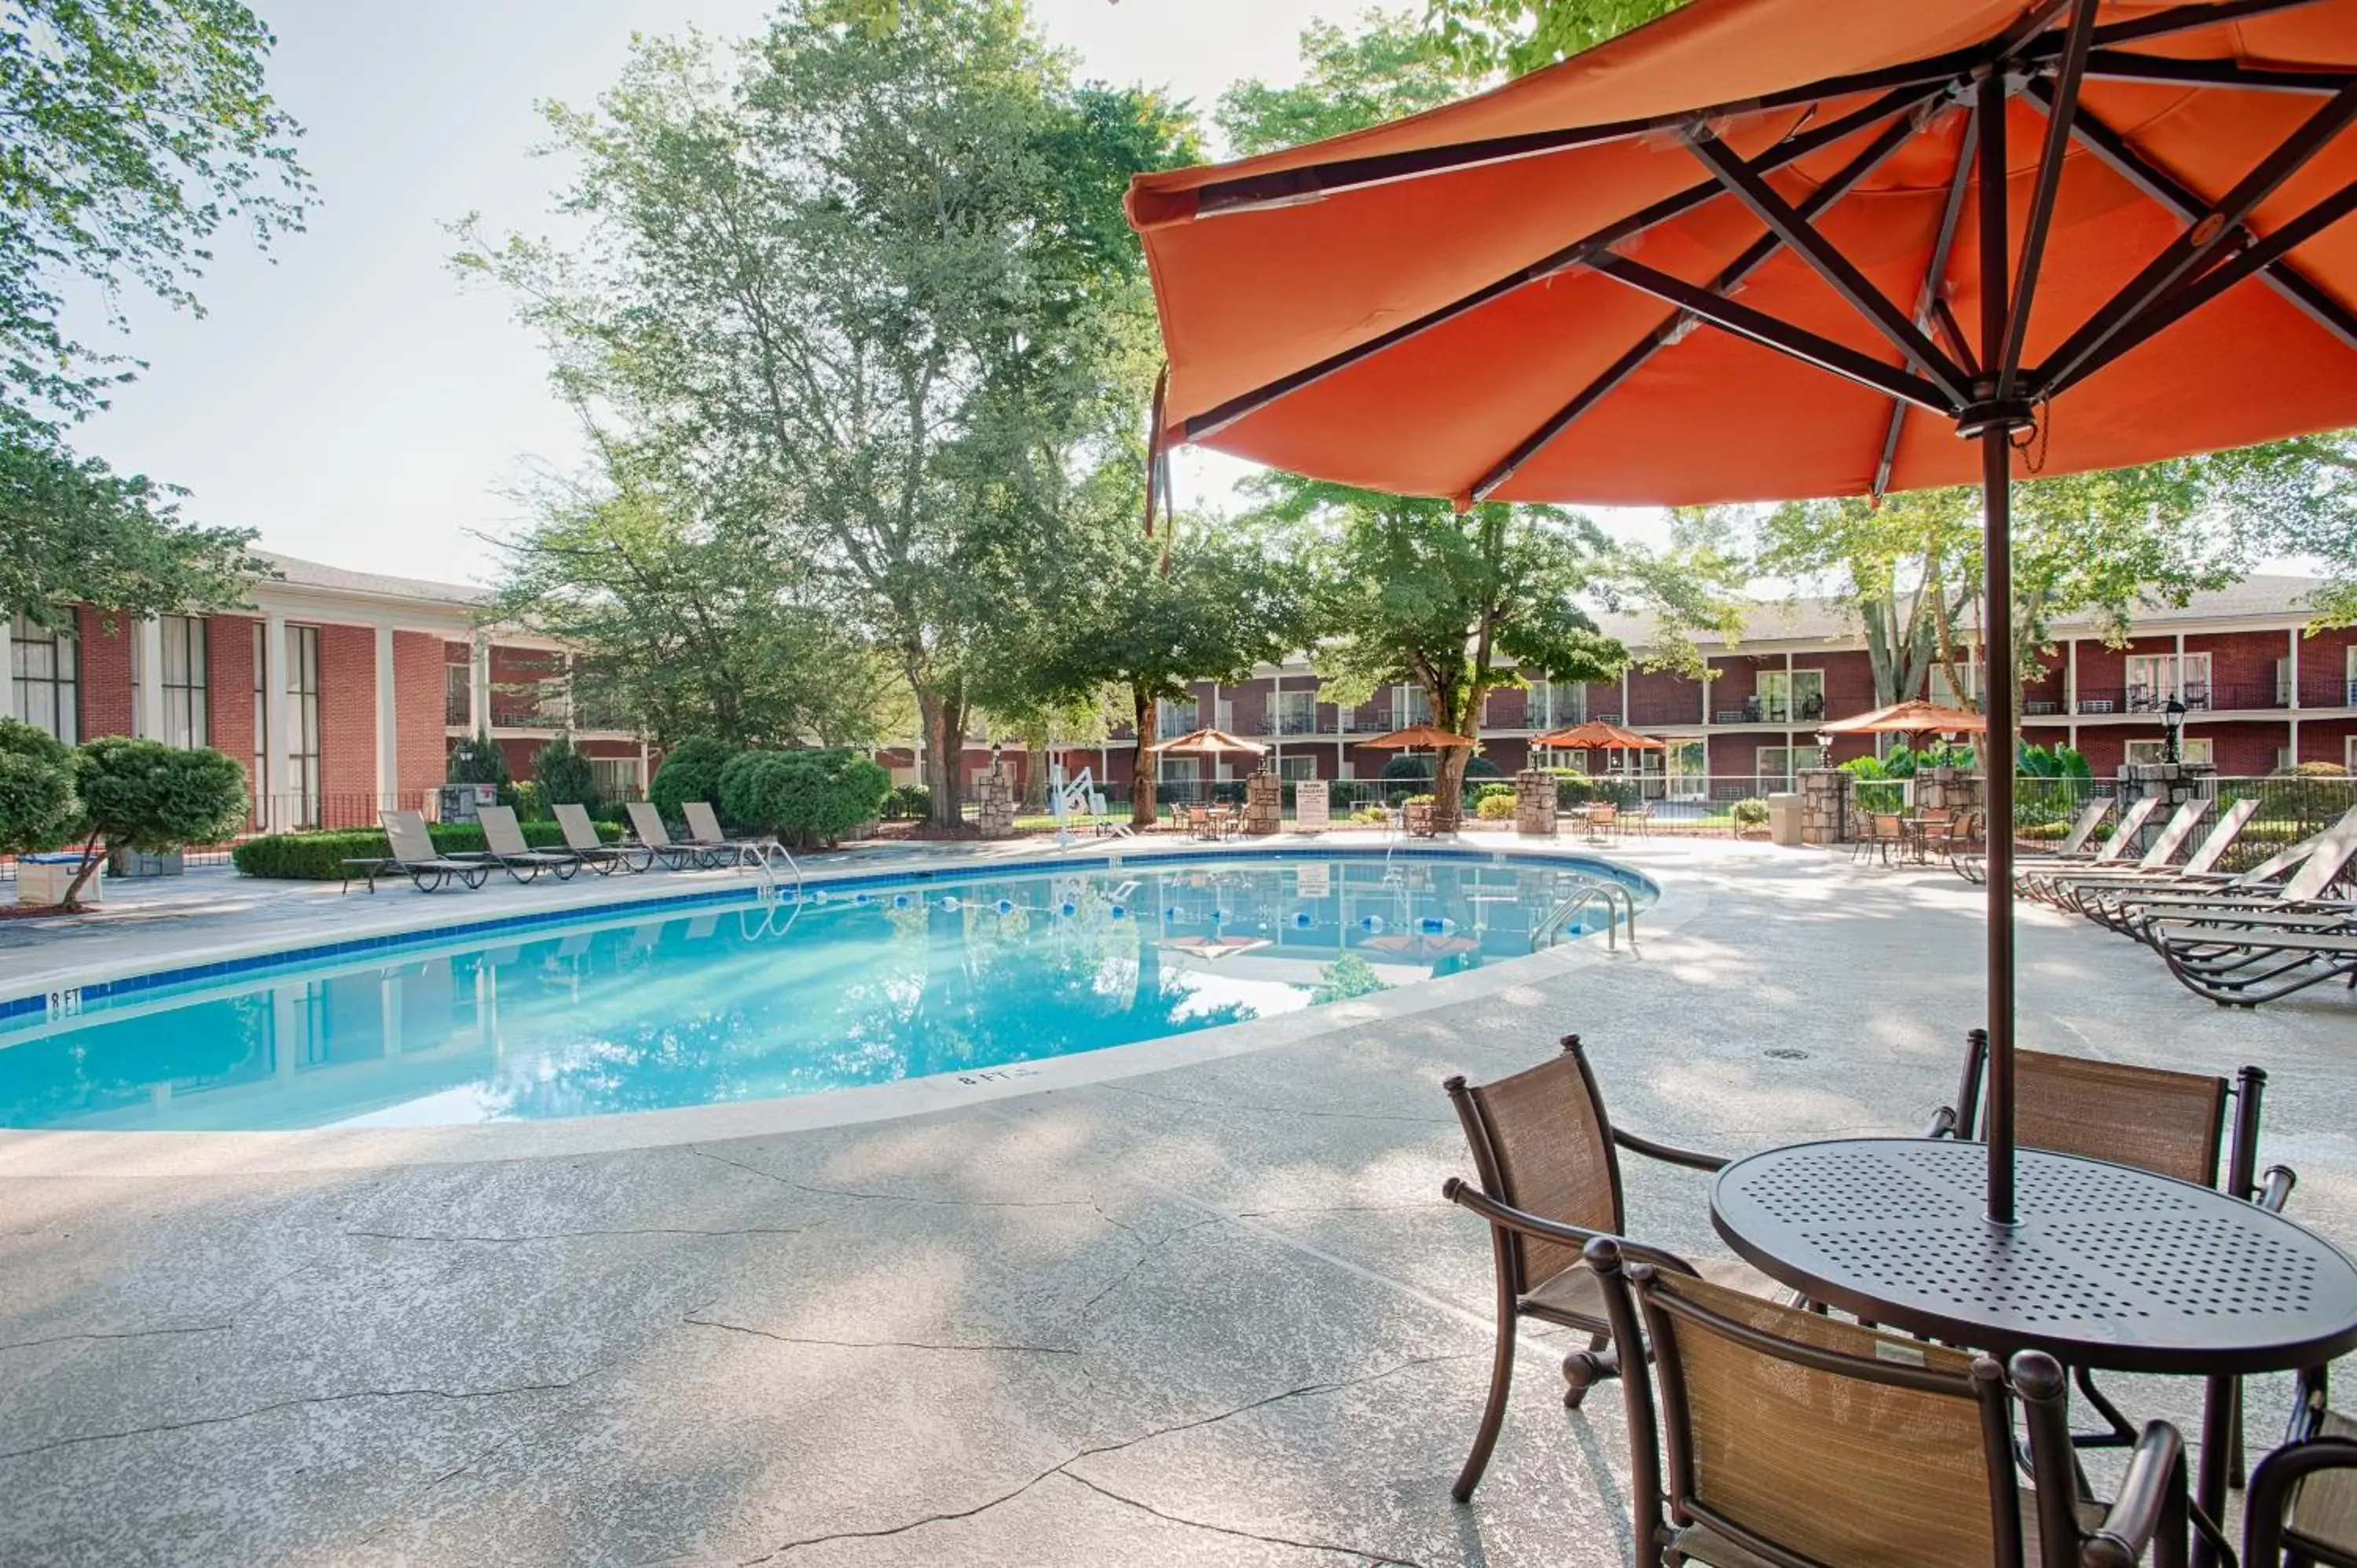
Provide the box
[1395,684,1432,727]
[1274,688,1318,735]
[1158,698,1198,738]
[1757,746,1796,792]
[258,625,322,827]
[2124,653,2210,712]
[2124,738,2212,766]
[1758,670,1824,723]
[1930,661,1980,705]
[159,615,207,748]
[1534,746,1591,775]
[11,614,78,743]
[588,756,641,800]
[1278,755,1316,782]
[445,660,471,727]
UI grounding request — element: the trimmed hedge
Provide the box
[233,819,622,881]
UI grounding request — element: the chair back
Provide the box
[2136,797,2211,870]
[1872,812,1903,842]
[2249,1405,2357,1568]
[1916,804,1956,827]
[2056,796,2114,854]
[2091,794,2161,862]
[1589,803,1617,826]
[684,800,728,843]
[2282,805,2357,903]
[1948,1033,2236,1192]
[1601,1252,2023,1568]
[553,802,602,852]
[476,804,530,857]
[1444,1037,1623,1295]
[2181,796,2260,876]
[381,810,438,863]
[625,801,675,848]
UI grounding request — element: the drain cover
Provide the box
[1763,1047,1810,1061]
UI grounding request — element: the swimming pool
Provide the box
[0,850,1651,1132]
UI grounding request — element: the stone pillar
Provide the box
[1913,766,1982,819]
[2123,760,2215,813]
[977,760,1015,838]
[1798,768,1850,844]
[1241,768,1281,834]
[1514,768,1557,837]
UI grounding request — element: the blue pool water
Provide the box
[0,852,1651,1132]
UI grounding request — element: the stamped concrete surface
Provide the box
[2,839,2352,1566]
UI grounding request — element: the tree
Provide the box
[1424,0,1687,76]
[447,731,511,789]
[1217,12,1484,154]
[459,3,1197,831]
[1265,474,1741,827]
[58,738,250,906]
[649,736,739,819]
[0,1,308,621]
[1754,489,1980,710]
[532,735,600,815]
[718,748,891,846]
[2198,433,2357,626]
[0,719,79,856]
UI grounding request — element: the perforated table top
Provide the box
[1710,1138,2357,1374]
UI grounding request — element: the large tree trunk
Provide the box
[1131,689,1157,827]
[1431,745,1469,833]
[920,687,967,831]
[1023,723,1050,813]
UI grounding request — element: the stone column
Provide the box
[1514,768,1557,837]
[977,760,1016,838]
[1241,768,1281,834]
[1914,766,1982,819]
[1798,768,1849,844]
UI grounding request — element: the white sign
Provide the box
[1295,779,1329,832]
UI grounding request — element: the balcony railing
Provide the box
[1710,694,1828,724]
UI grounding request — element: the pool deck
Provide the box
[2,833,2352,1566]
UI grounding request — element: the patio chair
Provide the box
[2245,1368,2357,1568]
[554,802,651,875]
[2152,921,2357,1008]
[624,801,716,870]
[2043,797,2260,917]
[684,800,772,864]
[349,809,493,894]
[2021,797,2209,906]
[1585,1236,2191,1568]
[1439,1034,1783,1502]
[1585,801,1618,841]
[1864,810,1906,866]
[2081,808,2357,937]
[1926,1030,2295,1461]
[471,804,584,885]
[1957,797,2112,885]
[1937,808,1985,873]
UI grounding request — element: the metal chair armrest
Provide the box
[2245,1434,2357,1568]
[1923,1105,1960,1139]
[1440,1178,1703,1278]
[2256,1163,2297,1214]
[2085,1419,2190,1568]
[1610,1127,1729,1172]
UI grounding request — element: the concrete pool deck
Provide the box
[1,836,2352,1565]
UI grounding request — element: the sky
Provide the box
[74,0,1342,586]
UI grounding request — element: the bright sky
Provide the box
[74,0,1345,587]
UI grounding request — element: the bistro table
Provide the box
[1712,1138,2357,1568]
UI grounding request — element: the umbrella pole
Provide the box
[1980,427,2018,1228]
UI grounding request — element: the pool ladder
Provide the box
[736,839,804,907]
[1533,878,1638,953]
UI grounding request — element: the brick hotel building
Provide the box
[2,555,647,830]
[895,576,2357,800]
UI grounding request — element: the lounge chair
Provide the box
[2040,797,2260,916]
[344,809,493,894]
[554,801,651,875]
[1956,795,2110,884]
[2079,811,2353,936]
[2011,793,2159,893]
[1439,1034,1786,1502]
[2154,921,2357,1007]
[624,800,717,870]
[469,804,585,885]
[2106,805,2357,943]
[684,800,768,863]
[2020,795,2208,905]
[1584,1236,2190,1568]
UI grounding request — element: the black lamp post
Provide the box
[2161,697,2186,765]
[1814,729,1833,769]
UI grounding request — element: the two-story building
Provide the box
[904,576,2357,800]
[5,554,647,830]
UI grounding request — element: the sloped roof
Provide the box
[1681,573,2323,651]
[255,552,487,608]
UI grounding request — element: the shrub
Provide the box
[232,818,620,880]
[1402,792,1435,807]
[650,736,738,817]
[61,739,251,904]
[1474,781,1515,801]
[1464,753,1501,779]
[1377,753,1432,782]
[532,734,600,816]
[1475,792,1517,822]
[719,748,891,847]
[1730,797,1771,828]
[882,783,932,820]
[447,729,511,788]
[0,718,79,857]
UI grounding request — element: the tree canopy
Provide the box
[1217,11,1484,154]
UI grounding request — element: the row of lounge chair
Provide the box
[2001,795,2357,1007]
[346,801,768,893]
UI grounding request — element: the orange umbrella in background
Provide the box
[1530,720,1668,751]
[1355,723,1478,751]
[1820,698,1990,735]
[1128,0,2357,1227]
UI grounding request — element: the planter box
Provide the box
[18,853,99,907]
[110,848,185,879]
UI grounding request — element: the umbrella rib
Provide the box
[1686,130,1975,405]
[1178,82,1955,445]
[2080,52,2357,95]
[2024,82,2357,354]
[2000,0,2106,399]
[2040,0,2334,52]
[1468,110,1924,504]
[1589,255,1956,414]
[1873,102,1982,499]
[2036,81,2357,395]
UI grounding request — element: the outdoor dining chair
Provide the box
[1585,1236,2193,1568]
[1926,1031,2295,1464]
[2245,1366,2357,1568]
[1439,1035,1781,1502]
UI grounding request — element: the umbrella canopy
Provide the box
[1355,723,1478,749]
[1129,0,2357,1226]
[1532,720,1668,750]
[1820,699,1991,735]
[1150,727,1270,757]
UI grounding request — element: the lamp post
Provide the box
[2161,697,2186,765]
[1814,729,1833,769]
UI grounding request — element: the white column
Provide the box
[2174,631,2187,708]
[374,625,398,808]
[262,613,291,831]
[0,614,14,722]
[135,616,166,739]
[469,635,491,732]
[2288,628,2302,709]
[1620,668,1632,724]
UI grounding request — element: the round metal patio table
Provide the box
[1710,1138,2357,1568]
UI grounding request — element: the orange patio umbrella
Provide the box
[1531,720,1668,750]
[1128,0,2357,1225]
[1354,723,1477,750]
[1820,698,1991,735]
[1150,727,1270,761]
